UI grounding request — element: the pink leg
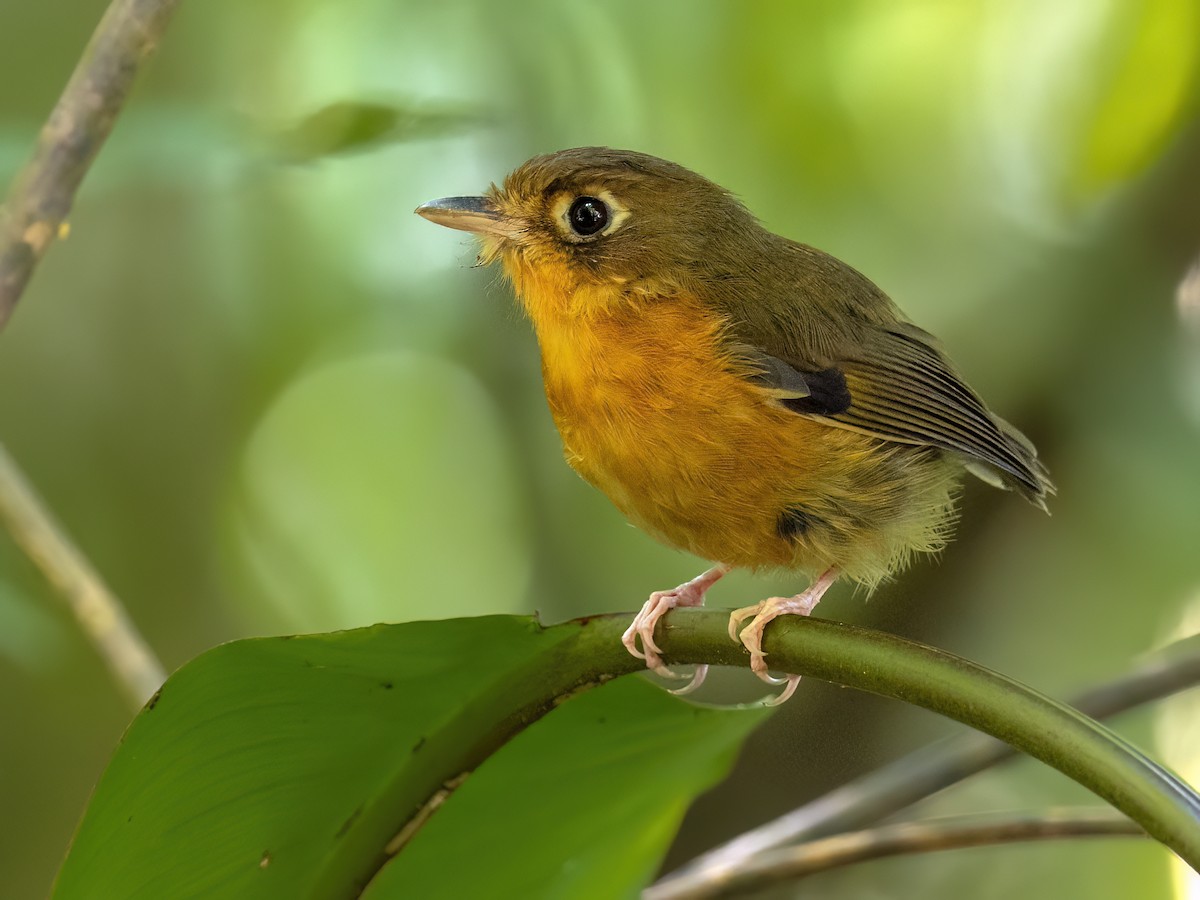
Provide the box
[622,564,730,694]
[727,567,839,706]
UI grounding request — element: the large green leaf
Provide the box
[364,675,755,899]
[53,617,766,899]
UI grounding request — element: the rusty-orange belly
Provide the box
[530,293,959,585]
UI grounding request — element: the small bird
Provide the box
[417,148,1053,703]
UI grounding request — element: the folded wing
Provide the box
[742,323,1054,508]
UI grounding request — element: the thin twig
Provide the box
[0,0,183,329]
[650,632,1200,897]
[0,0,182,705]
[1177,253,1200,332]
[653,809,1143,899]
[0,443,164,709]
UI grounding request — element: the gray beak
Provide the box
[415,196,517,238]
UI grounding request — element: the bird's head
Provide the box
[416,147,759,320]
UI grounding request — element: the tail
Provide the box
[962,415,1055,512]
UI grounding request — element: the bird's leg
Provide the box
[622,563,731,694]
[727,567,839,705]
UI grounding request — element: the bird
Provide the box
[416,147,1053,704]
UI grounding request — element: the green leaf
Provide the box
[364,677,757,899]
[267,98,488,163]
[1072,0,1200,199]
[53,609,1200,898]
[52,616,767,899]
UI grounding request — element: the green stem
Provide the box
[658,632,1200,891]
[320,611,1199,896]
[660,611,1200,864]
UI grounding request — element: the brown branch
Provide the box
[649,809,1144,900]
[0,444,164,709]
[1178,254,1200,332]
[0,0,183,329]
[0,0,183,707]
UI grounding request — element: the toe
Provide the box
[640,621,664,657]
[622,595,672,661]
[621,622,648,660]
[737,616,768,660]
[621,633,645,660]
[727,604,761,642]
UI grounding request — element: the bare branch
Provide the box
[650,808,1143,899]
[0,443,164,709]
[0,0,182,328]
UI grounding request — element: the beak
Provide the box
[415,195,518,238]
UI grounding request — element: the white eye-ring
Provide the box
[552,189,629,242]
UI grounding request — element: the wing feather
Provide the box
[739,324,1054,505]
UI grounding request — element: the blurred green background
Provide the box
[3,0,1200,896]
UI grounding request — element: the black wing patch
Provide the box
[781,368,851,416]
[745,351,851,416]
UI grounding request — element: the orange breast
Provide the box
[527,288,959,584]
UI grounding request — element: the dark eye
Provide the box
[567,196,609,236]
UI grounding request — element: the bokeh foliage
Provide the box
[2,0,1199,896]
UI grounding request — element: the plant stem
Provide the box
[0,0,182,329]
[647,611,1200,871]
[655,633,1200,894]
[653,808,1143,899]
[315,611,1200,895]
[0,443,164,709]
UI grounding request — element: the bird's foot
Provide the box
[727,568,839,705]
[623,564,730,694]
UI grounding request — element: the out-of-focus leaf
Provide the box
[0,580,69,670]
[1073,0,1199,199]
[802,0,1199,231]
[52,617,768,899]
[268,99,488,163]
[232,350,530,631]
[2,109,245,192]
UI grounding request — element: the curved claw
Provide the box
[647,661,681,680]
[668,664,709,696]
[762,675,802,707]
[640,625,664,659]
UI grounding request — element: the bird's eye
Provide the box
[567,196,609,237]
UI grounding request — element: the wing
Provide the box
[741,324,1054,508]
